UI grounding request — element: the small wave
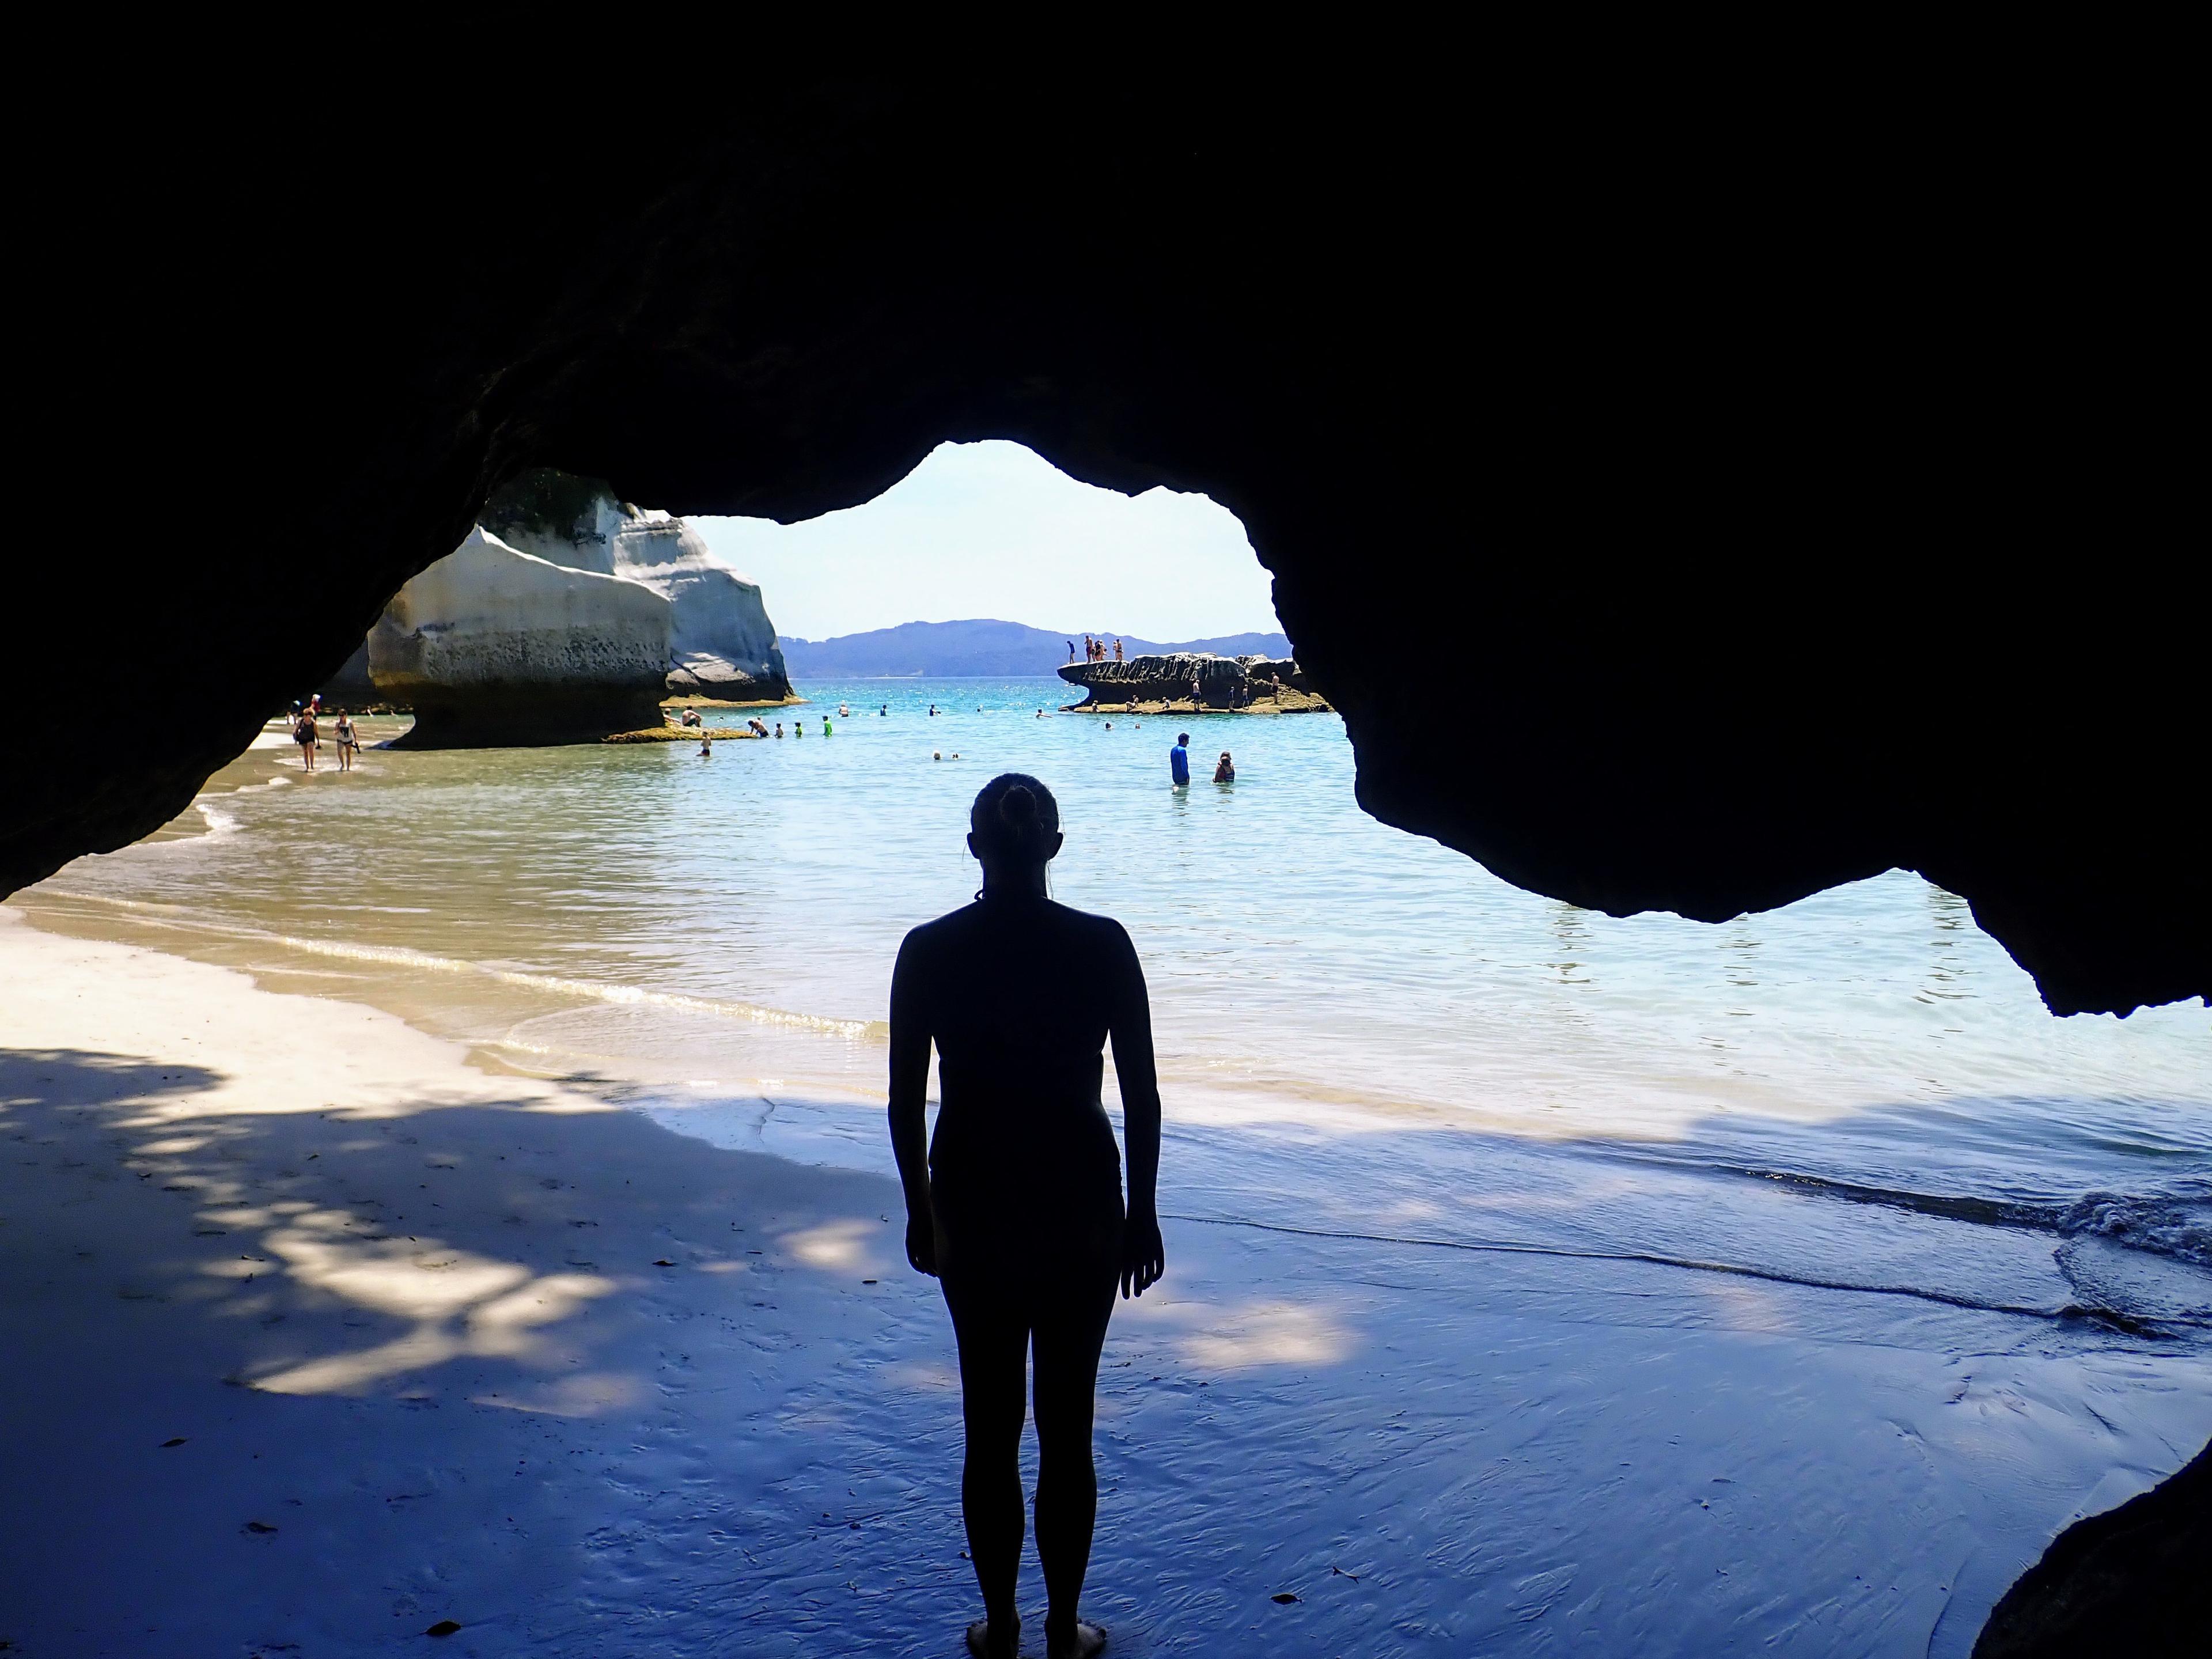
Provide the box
[31,888,882,1040]
[1166,1211,2208,1334]
[2056,1184,2212,1270]
[186,774,290,841]
[1593,1152,2212,1272]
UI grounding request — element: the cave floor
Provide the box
[3,912,2206,1658]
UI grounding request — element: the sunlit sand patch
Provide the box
[470,1372,643,1417]
[1119,1293,1356,1372]
[216,1200,620,1393]
[781,1218,884,1273]
[138,1136,213,1155]
[1703,1278,1797,1335]
[888,1361,961,1391]
[257,1328,462,1394]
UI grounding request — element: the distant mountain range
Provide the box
[777,619,1291,679]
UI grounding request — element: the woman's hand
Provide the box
[1121,1209,1164,1299]
[906,1209,938,1277]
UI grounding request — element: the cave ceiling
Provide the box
[10,40,2201,1017]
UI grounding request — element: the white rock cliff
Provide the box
[367,528,676,746]
[349,472,793,745]
[490,487,789,702]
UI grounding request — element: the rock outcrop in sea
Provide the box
[482,470,789,704]
[354,471,792,746]
[1058,653,1330,713]
[369,528,676,747]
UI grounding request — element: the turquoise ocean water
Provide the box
[17,676,2211,1337]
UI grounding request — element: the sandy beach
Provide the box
[5,903,2208,1657]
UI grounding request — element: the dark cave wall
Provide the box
[6,26,2202,1653]
[9,39,2201,1020]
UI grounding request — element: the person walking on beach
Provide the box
[293,703,319,771]
[334,709,358,771]
[1169,733,1190,787]
[889,774,1165,1659]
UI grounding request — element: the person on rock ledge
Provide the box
[888,774,1164,1659]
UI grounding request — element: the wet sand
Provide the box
[5,908,2209,1656]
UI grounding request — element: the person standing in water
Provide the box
[293,703,319,771]
[889,775,1164,1659]
[1169,732,1190,787]
[823,714,834,736]
[1213,750,1234,783]
[334,709,358,771]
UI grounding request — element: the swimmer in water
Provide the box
[840,703,851,718]
[934,751,943,760]
[774,722,784,738]
[889,774,1162,1659]
[699,737,713,757]
[1213,751,1234,783]
[823,715,834,736]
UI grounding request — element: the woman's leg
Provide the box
[1030,1256,1119,1653]
[942,1273,1029,1656]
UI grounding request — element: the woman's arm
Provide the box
[887,933,937,1275]
[1107,923,1165,1298]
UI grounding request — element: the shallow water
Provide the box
[17,677,2211,1341]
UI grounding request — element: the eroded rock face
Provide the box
[367,529,673,747]
[1058,654,1327,711]
[1971,1441,2206,1657]
[484,472,790,702]
[1059,654,1248,707]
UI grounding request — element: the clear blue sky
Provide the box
[693,441,1279,642]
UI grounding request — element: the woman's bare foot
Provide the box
[1045,1618,1106,1659]
[967,1615,1021,1658]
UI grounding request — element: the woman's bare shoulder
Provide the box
[899,903,984,953]
[1043,902,1135,951]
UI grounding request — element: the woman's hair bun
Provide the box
[971,772,1060,864]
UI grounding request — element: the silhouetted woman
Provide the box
[889,774,1165,1659]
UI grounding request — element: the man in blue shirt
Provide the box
[1169,732,1190,786]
